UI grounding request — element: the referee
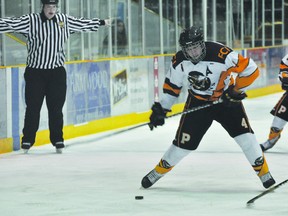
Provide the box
[0,0,111,153]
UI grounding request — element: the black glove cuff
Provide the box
[222,86,247,107]
[99,20,105,26]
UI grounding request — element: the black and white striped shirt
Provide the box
[0,12,103,69]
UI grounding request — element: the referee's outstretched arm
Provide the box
[0,0,111,154]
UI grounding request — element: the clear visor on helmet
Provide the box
[182,41,206,63]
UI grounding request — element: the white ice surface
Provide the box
[0,93,288,216]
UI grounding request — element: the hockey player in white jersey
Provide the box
[260,54,288,151]
[141,26,275,189]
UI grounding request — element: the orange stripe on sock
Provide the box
[154,160,174,174]
[253,156,269,177]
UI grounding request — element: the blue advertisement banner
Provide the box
[11,68,20,150]
[0,69,7,138]
[266,47,286,83]
[66,62,111,125]
[247,47,286,87]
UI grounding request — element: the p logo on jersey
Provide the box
[277,105,287,114]
[188,71,211,90]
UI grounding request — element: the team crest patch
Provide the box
[59,21,64,28]
[188,71,211,90]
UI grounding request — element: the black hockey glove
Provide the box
[148,102,170,130]
[222,85,247,107]
[280,76,288,90]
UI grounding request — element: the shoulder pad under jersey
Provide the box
[281,54,288,66]
[171,51,187,69]
[203,41,233,64]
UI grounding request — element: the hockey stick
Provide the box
[67,99,222,147]
[107,99,222,137]
[148,99,222,130]
[246,179,288,205]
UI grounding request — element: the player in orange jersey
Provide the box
[260,54,288,151]
[141,26,275,189]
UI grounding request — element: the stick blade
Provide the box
[246,179,288,205]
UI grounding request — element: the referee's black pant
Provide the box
[22,66,67,146]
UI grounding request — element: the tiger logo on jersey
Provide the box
[188,71,211,90]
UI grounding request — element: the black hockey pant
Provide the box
[22,66,67,146]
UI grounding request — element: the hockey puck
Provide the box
[135,196,144,200]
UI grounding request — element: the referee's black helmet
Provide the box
[41,0,59,4]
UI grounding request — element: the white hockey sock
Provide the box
[271,116,287,130]
[161,144,191,166]
[234,133,262,165]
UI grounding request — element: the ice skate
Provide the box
[141,169,164,189]
[260,172,275,189]
[260,127,282,151]
[21,142,31,154]
[55,141,65,154]
[253,156,275,189]
[141,159,174,188]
